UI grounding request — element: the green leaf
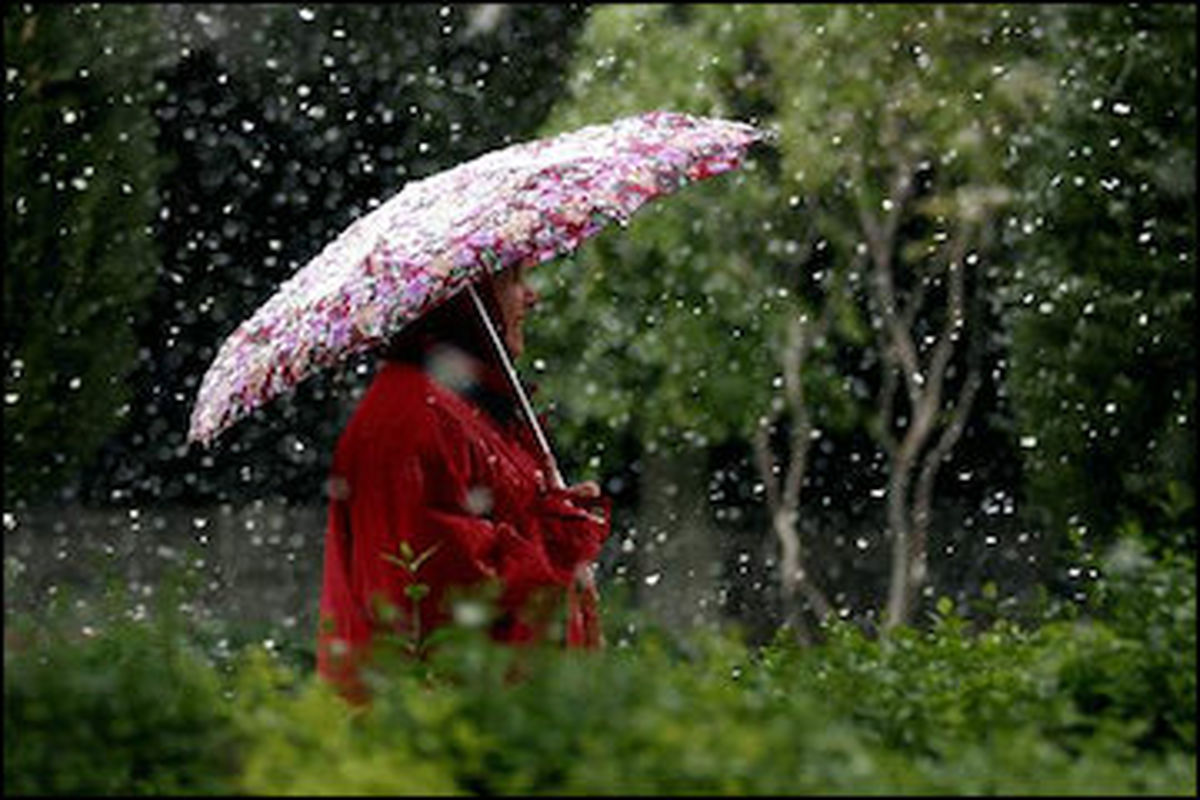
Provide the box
[410,543,441,574]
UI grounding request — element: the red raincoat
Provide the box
[317,356,610,699]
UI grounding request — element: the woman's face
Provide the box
[493,265,539,358]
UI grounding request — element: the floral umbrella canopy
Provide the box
[188,110,769,447]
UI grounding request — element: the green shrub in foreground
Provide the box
[763,550,1195,766]
[230,617,1195,796]
[3,611,241,795]
[4,550,1195,796]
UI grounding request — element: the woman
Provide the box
[317,264,610,701]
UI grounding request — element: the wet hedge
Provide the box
[5,551,1195,796]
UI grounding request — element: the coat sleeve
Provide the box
[530,488,610,573]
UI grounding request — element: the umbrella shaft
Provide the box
[466,283,565,489]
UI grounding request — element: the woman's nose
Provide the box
[524,285,540,309]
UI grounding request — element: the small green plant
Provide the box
[380,540,440,656]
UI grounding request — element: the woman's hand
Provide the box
[560,480,605,523]
[563,480,601,501]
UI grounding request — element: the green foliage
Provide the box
[532,4,1053,488]
[1005,4,1196,556]
[532,5,839,464]
[7,564,1194,796]
[4,605,242,795]
[3,4,171,506]
[1083,544,1197,750]
[770,547,1196,772]
[231,646,461,794]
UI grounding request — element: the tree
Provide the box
[1005,4,1196,569]
[4,4,172,507]
[535,4,1054,636]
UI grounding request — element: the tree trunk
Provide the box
[752,302,838,644]
[860,160,991,631]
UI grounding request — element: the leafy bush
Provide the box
[763,558,1194,757]
[4,606,242,795]
[230,647,460,795]
[5,560,1195,796]
[1080,544,1197,750]
[227,604,1194,795]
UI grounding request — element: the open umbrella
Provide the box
[188,110,769,476]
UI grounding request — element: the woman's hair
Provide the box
[379,270,507,365]
[379,269,523,427]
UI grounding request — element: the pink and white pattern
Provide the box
[188,110,768,445]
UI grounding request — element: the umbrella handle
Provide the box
[466,283,566,490]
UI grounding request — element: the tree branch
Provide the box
[861,161,923,406]
[752,420,782,517]
[911,258,985,592]
[921,228,971,418]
